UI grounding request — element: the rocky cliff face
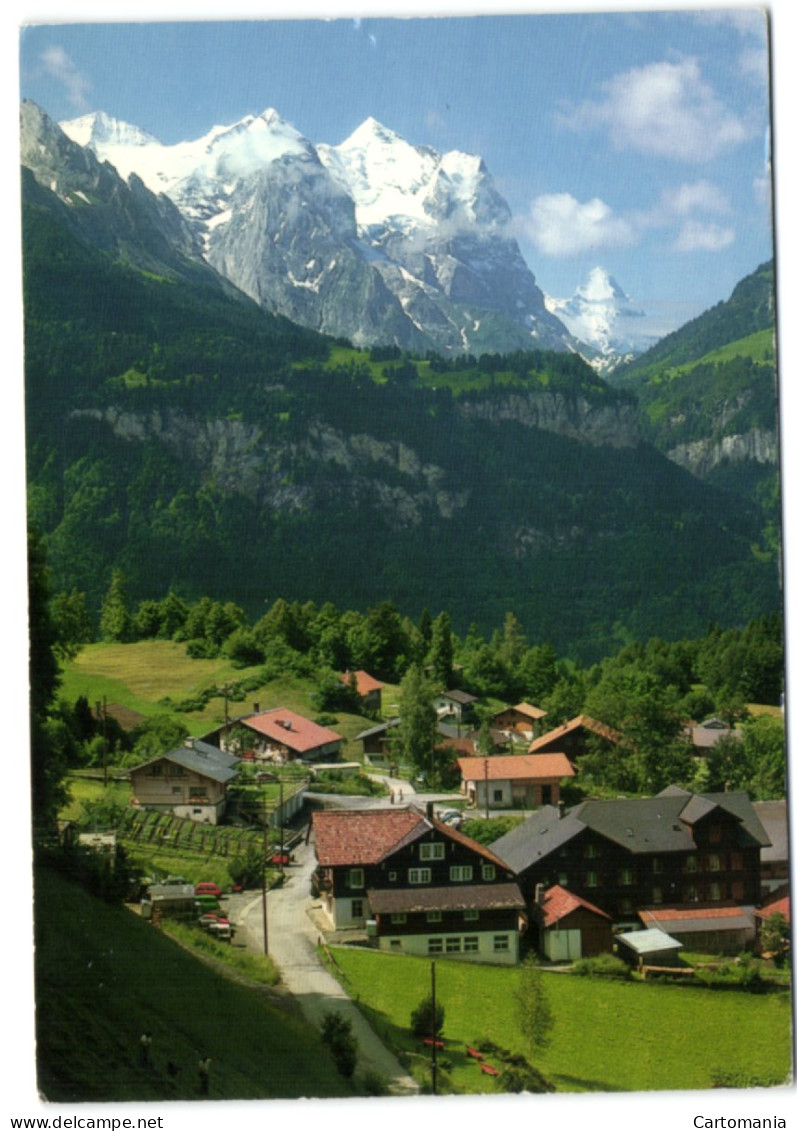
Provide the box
[456,389,640,448]
[666,428,778,478]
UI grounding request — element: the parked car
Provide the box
[195,881,223,899]
[194,895,221,913]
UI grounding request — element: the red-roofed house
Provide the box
[311,805,525,964]
[533,884,613,960]
[638,904,756,953]
[528,715,622,762]
[456,753,575,810]
[206,708,343,764]
[340,670,384,714]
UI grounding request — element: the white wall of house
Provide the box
[331,895,371,928]
[465,779,514,809]
[378,930,519,965]
[172,801,223,825]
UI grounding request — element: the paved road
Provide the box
[232,839,418,1095]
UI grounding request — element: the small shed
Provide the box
[535,884,613,961]
[616,928,683,969]
[638,905,756,955]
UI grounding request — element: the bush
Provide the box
[321,1011,358,1078]
[571,953,631,980]
[360,1070,389,1096]
[410,993,445,1039]
[498,1061,556,1094]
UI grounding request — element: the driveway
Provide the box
[233,839,418,1095]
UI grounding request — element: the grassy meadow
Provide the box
[327,948,793,1095]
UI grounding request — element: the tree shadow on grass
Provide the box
[552,1073,627,1093]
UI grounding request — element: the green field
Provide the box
[61,640,380,750]
[34,866,353,1102]
[328,948,792,1094]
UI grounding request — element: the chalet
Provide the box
[340,670,384,714]
[533,884,613,961]
[434,689,478,725]
[490,786,770,928]
[683,716,742,754]
[528,714,622,762]
[753,799,790,892]
[356,718,401,767]
[456,753,575,810]
[492,702,547,741]
[638,904,756,954]
[311,805,526,964]
[129,739,239,824]
[206,708,343,764]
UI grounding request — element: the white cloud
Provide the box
[672,219,735,252]
[658,180,731,217]
[522,193,635,257]
[560,58,752,162]
[40,45,92,111]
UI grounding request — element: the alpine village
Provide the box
[22,98,791,1104]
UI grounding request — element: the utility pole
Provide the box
[279,780,285,878]
[262,793,269,955]
[431,960,438,1096]
[484,756,489,820]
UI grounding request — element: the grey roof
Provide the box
[616,928,683,955]
[356,718,401,741]
[367,882,525,915]
[753,800,790,862]
[490,805,582,873]
[488,790,769,874]
[441,690,478,705]
[131,742,239,784]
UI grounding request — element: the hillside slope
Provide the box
[34,865,351,1102]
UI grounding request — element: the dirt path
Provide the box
[234,843,419,1095]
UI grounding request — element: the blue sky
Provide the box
[18,7,775,335]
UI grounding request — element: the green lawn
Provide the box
[328,948,792,1094]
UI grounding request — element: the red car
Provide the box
[195,881,223,899]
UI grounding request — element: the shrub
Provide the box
[498,1061,556,1094]
[571,953,631,980]
[410,993,445,1039]
[360,1070,389,1096]
[321,1011,358,1078]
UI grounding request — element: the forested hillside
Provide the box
[22,151,781,664]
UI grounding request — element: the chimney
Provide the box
[253,702,260,714]
[426,801,435,821]
[534,883,545,906]
[185,736,194,749]
[558,800,566,819]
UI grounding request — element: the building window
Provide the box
[428,938,443,954]
[584,843,597,859]
[389,871,398,881]
[390,939,402,950]
[558,873,568,887]
[348,868,365,889]
[709,824,722,844]
[409,868,431,884]
[653,886,663,905]
[420,842,445,861]
[710,882,722,901]
[493,935,510,952]
[463,909,479,921]
[150,765,163,777]
[464,936,479,953]
[172,786,182,795]
[445,937,461,953]
[171,765,186,777]
[390,913,406,924]
[652,857,663,874]
[426,910,442,923]
[493,790,504,803]
[351,899,364,919]
[730,852,743,871]
[482,864,496,881]
[709,854,721,872]
[450,866,473,882]
[586,871,598,888]
[685,855,697,874]
[685,885,698,903]
[620,899,634,916]
[620,868,634,886]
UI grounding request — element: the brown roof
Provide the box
[340,670,384,695]
[457,753,574,782]
[242,709,342,753]
[312,805,515,874]
[639,904,752,924]
[755,884,790,922]
[367,883,525,915]
[529,714,622,752]
[312,808,423,866]
[538,884,611,928]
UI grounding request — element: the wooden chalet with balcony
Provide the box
[128,739,239,825]
[311,805,526,964]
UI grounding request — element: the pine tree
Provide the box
[99,569,132,642]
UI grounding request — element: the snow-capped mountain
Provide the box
[58,107,579,356]
[546,267,659,371]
